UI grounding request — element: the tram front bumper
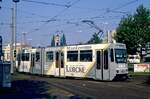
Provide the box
[114,74,129,81]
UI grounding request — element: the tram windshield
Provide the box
[115,49,127,63]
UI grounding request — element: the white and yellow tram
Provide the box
[16,43,128,81]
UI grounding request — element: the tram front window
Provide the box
[115,49,127,63]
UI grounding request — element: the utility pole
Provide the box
[10,8,14,74]
[13,1,17,56]
[11,0,19,73]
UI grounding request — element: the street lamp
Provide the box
[12,0,20,50]
[0,0,2,9]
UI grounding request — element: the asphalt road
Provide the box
[0,73,150,99]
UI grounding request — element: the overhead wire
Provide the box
[22,0,105,12]
[112,0,138,11]
[77,0,139,38]
[1,0,142,46]
[17,10,52,19]
[14,0,116,26]
[20,0,107,20]
[48,0,138,26]
[17,0,139,36]
[28,0,81,33]
[89,0,139,20]
[22,0,70,8]
[0,0,129,29]
[0,15,122,26]
[1,0,139,24]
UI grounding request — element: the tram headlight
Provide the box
[117,65,121,68]
[117,64,126,68]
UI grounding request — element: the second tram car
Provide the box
[16,43,128,81]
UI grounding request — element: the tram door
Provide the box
[96,50,109,80]
[55,51,65,77]
[34,51,43,75]
[30,53,35,73]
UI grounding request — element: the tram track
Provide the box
[12,73,150,99]
[57,80,149,99]
[47,82,93,98]
[34,75,150,99]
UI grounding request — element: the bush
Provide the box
[146,76,150,84]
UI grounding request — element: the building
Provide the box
[54,34,61,46]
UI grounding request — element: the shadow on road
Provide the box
[0,80,53,98]
[0,79,92,99]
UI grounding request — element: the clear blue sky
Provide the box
[0,0,150,46]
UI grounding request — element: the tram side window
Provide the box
[67,51,78,62]
[22,53,30,61]
[46,51,53,62]
[104,50,108,69]
[36,52,40,62]
[110,49,114,62]
[80,50,92,62]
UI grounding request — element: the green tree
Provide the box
[115,5,150,54]
[60,33,67,46]
[51,35,55,47]
[87,33,102,44]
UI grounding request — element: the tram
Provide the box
[16,43,128,81]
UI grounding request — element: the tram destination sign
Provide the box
[67,46,92,50]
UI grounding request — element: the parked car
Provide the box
[128,55,140,63]
[143,54,150,62]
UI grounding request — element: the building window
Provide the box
[46,51,53,62]
[80,50,92,62]
[67,51,78,62]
